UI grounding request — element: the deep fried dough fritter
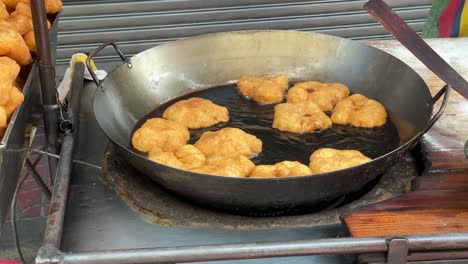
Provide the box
[0,56,20,105]
[191,155,255,177]
[331,94,387,128]
[0,20,32,65]
[273,101,332,133]
[3,85,24,118]
[1,0,28,9]
[44,0,63,14]
[309,148,371,174]
[250,161,311,178]
[194,127,262,159]
[6,12,33,35]
[163,97,229,129]
[132,118,190,153]
[14,2,30,18]
[237,74,289,104]
[23,30,35,52]
[0,2,9,19]
[3,0,63,14]
[287,81,349,111]
[0,106,6,136]
[148,145,206,170]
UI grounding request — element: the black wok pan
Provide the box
[87,31,449,214]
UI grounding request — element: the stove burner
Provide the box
[102,143,419,229]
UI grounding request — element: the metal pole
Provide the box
[30,0,59,182]
[42,63,85,248]
[55,234,468,264]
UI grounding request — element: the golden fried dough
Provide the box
[194,127,262,159]
[7,12,33,35]
[273,101,332,133]
[1,0,28,9]
[0,56,20,105]
[15,2,30,18]
[132,118,190,153]
[0,2,9,19]
[309,148,371,174]
[250,161,311,178]
[148,144,206,170]
[0,106,6,136]
[2,85,23,118]
[237,74,289,104]
[23,30,35,52]
[163,97,229,129]
[331,94,387,128]
[287,81,349,111]
[191,155,255,177]
[45,0,63,14]
[0,20,32,65]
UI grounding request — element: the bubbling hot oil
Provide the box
[137,84,400,165]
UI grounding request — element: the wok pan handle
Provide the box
[86,41,132,87]
[422,84,451,135]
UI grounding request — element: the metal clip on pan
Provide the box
[85,41,132,88]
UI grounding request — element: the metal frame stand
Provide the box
[31,0,59,182]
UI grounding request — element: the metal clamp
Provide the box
[85,41,132,88]
[386,238,408,264]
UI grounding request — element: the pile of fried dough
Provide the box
[0,0,63,137]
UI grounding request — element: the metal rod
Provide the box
[61,237,387,264]
[42,60,85,248]
[56,234,468,264]
[30,0,59,183]
[25,159,52,199]
[42,133,73,248]
[69,63,85,134]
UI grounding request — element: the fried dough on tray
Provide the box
[0,20,32,65]
[191,155,255,177]
[3,85,23,118]
[237,74,289,104]
[309,148,371,174]
[6,12,33,35]
[0,2,9,20]
[331,94,387,128]
[287,81,349,111]
[132,118,190,153]
[163,97,229,129]
[0,56,20,105]
[273,101,332,133]
[0,106,7,136]
[250,161,311,178]
[194,127,262,159]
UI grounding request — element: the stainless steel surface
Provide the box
[92,30,436,212]
[56,0,432,63]
[31,0,60,180]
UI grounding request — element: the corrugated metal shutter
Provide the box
[57,0,432,64]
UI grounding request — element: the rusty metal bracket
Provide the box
[387,238,409,264]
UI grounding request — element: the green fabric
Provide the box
[422,0,451,38]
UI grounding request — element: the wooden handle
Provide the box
[364,0,468,100]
